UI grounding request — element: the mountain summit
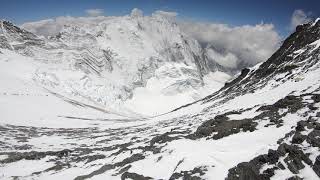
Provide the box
[1,11,233,116]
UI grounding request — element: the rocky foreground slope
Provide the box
[0,17,320,180]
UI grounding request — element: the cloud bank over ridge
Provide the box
[180,21,281,69]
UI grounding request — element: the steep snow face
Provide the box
[1,10,228,116]
[0,21,44,50]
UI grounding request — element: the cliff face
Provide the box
[0,11,229,115]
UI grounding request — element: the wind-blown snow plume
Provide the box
[290,9,312,31]
[21,16,107,37]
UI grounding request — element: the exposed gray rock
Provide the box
[74,153,145,180]
[193,115,256,139]
[287,176,303,180]
[169,166,208,180]
[226,93,320,179]
[313,155,320,177]
[0,149,72,164]
[121,172,152,180]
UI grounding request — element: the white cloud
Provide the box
[131,8,143,18]
[152,10,178,18]
[206,48,238,68]
[85,9,104,17]
[152,10,178,21]
[180,21,281,69]
[21,16,107,37]
[290,9,311,31]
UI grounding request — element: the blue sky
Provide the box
[0,0,319,35]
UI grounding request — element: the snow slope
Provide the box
[0,49,132,128]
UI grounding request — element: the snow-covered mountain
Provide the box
[0,10,233,116]
[0,11,320,180]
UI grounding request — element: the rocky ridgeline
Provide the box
[201,19,320,105]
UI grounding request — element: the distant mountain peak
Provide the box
[0,16,232,115]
